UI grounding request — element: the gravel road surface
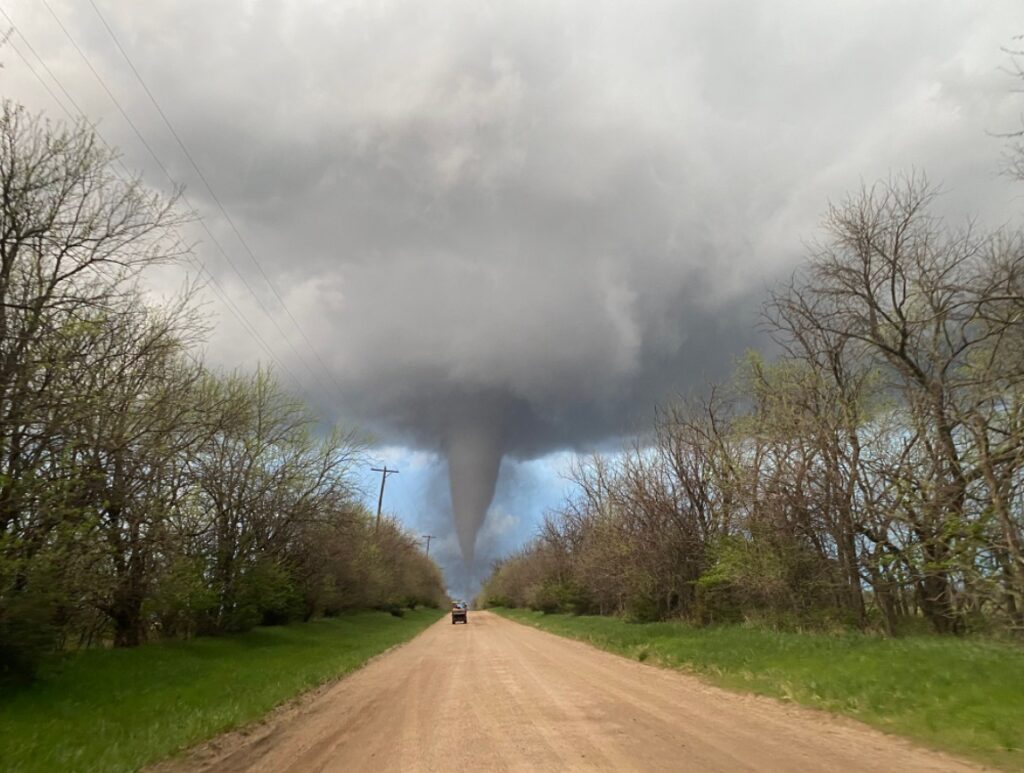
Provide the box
[170,610,980,772]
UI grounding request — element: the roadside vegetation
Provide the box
[0,608,441,772]
[0,101,446,685]
[494,608,1024,769]
[480,51,1024,636]
[481,172,1024,637]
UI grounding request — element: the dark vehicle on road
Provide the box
[451,602,468,624]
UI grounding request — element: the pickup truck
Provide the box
[451,602,468,624]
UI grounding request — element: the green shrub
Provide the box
[623,593,661,623]
[529,580,590,615]
[0,553,64,683]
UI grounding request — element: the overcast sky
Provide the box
[4,0,1023,592]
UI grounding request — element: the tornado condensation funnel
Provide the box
[446,410,504,565]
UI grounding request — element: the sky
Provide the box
[2,0,1023,596]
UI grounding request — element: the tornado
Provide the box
[445,398,506,564]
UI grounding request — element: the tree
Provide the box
[0,101,185,669]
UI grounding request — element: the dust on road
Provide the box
[169,611,980,772]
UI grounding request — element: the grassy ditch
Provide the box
[0,608,442,772]
[493,607,1024,770]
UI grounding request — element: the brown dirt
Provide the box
[161,610,984,772]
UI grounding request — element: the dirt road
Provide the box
[175,611,979,772]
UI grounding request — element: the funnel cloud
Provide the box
[445,396,506,563]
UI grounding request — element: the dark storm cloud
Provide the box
[6,0,1022,559]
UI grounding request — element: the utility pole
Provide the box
[371,465,399,532]
[423,534,435,557]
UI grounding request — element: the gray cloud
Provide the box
[6,0,1023,561]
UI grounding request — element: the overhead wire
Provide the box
[0,5,309,395]
[84,0,347,397]
[0,9,292,386]
[0,27,74,118]
[0,5,302,390]
[35,0,337,402]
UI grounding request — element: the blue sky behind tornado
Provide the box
[3,0,1023,594]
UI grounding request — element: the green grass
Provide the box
[0,608,442,772]
[493,608,1024,770]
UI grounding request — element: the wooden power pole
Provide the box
[371,465,399,531]
[423,534,435,557]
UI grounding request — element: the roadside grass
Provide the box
[0,608,442,772]
[493,608,1024,770]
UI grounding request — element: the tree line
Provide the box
[0,103,445,681]
[482,173,1024,637]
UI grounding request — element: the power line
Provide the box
[36,0,336,401]
[0,9,276,367]
[0,15,75,121]
[84,0,346,397]
[0,6,308,394]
